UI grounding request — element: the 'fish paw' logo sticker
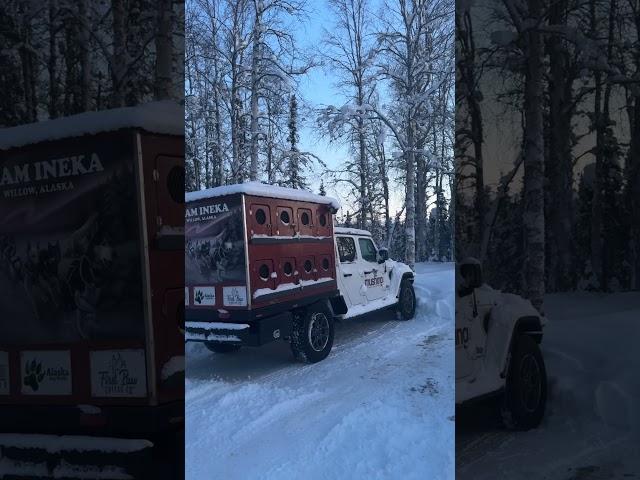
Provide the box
[195,290,204,304]
[24,359,45,391]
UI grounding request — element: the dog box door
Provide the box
[316,208,332,237]
[297,208,314,236]
[248,204,272,236]
[154,155,185,228]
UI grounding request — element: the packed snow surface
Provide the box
[186,181,341,210]
[0,101,183,150]
[186,262,455,480]
[456,291,640,479]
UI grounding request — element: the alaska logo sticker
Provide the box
[194,287,216,306]
[21,351,72,395]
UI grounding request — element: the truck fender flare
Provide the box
[500,315,543,378]
[401,272,415,282]
[297,298,335,318]
[392,272,415,299]
[329,296,348,316]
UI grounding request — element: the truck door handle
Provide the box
[343,273,352,277]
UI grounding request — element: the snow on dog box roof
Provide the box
[186,181,341,211]
[0,101,183,151]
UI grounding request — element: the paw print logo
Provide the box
[23,359,45,391]
[195,290,204,304]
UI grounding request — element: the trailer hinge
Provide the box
[157,216,163,226]
[153,169,160,181]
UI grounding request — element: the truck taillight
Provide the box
[177,303,185,333]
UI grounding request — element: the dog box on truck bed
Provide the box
[0,102,185,436]
[185,182,341,346]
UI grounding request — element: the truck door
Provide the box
[455,288,487,380]
[335,236,363,308]
[455,291,475,380]
[356,237,387,302]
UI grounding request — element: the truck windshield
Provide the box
[358,238,377,262]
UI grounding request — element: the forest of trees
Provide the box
[456,0,640,310]
[185,0,455,267]
[0,0,184,127]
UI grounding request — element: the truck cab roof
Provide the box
[334,227,372,237]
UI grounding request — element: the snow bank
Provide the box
[0,101,183,150]
[186,181,341,210]
[161,356,185,381]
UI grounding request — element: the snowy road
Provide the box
[185,263,455,480]
[456,292,640,479]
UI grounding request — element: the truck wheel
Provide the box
[502,334,547,430]
[397,280,416,320]
[290,304,334,363]
[204,342,241,354]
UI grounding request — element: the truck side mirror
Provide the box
[377,248,389,264]
[460,262,482,289]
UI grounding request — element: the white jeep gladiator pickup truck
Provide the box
[456,258,548,430]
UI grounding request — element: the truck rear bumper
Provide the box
[0,401,184,437]
[184,313,292,347]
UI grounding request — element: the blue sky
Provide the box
[291,0,407,216]
[295,2,351,202]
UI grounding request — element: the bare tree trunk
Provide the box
[589,0,610,291]
[155,0,173,100]
[48,0,59,118]
[20,2,37,122]
[111,0,126,107]
[629,96,640,289]
[522,0,546,311]
[546,0,573,291]
[379,145,392,246]
[249,1,262,181]
[457,10,486,260]
[78,0,91,111]
[357,110,368,229]
[625,10,640,289]
[415,147,427,260]
[406,122,416,269]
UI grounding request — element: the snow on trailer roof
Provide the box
[0,101,183,151]
[186,181,341,210]
[334,227,372,236]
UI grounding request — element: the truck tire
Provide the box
[290,303,334,363]
[502,334,547,430]
[397,279,416,320]
[204,342,241,354]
